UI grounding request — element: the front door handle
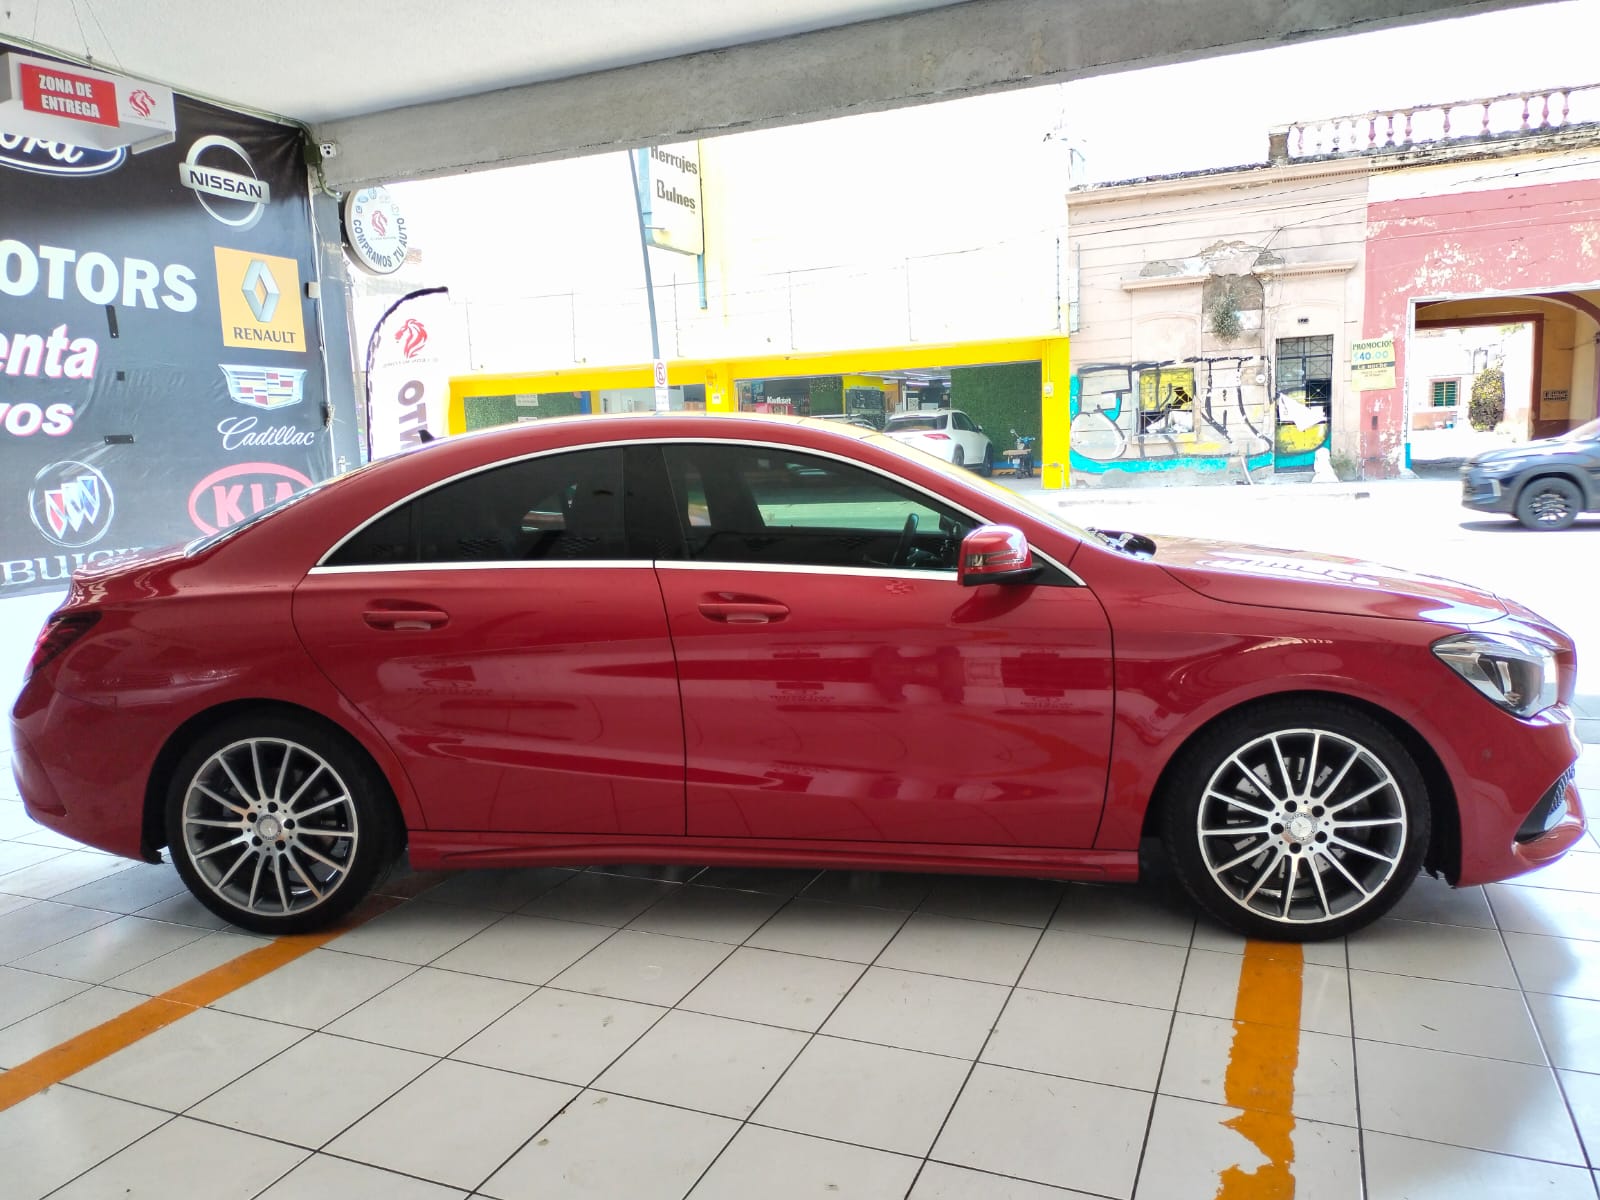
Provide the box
[363,607,450,631]
[698,600,790,624]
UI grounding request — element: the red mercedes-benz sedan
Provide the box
[11,414,1585,940]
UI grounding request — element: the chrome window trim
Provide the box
[308,560,654,576]
[316,434,1085,585]
[655,561,959,583]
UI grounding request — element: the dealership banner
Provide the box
[359,287,456,460]
[0,42,332,598]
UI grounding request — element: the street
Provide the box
[1028,475,1600,740]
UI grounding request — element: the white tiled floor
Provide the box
[3,746,1600,1198]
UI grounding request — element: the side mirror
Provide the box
[958,525,1040,587]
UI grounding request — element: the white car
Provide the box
[883,409,994,475]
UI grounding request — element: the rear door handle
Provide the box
[698,601,790,624]
[363,608,450,631]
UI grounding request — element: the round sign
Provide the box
[29,460,114,548]
[343,187,409,275]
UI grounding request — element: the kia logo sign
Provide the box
[396,318,427,359]
[29,460,114,548]
[0,133,125,176]
[188,462,312,534]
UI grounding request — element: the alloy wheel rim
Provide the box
[1532,489,1571,523]
[180,737,359,917]
[1197,727,1407,925]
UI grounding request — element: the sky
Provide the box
[1061,0,1600,182]
[391,0,1600,322]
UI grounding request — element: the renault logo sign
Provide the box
[241,259,280,323]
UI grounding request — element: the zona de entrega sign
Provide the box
[342,186,409,275]
[0,51,175,153]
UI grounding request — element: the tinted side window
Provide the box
[326,504,413,567]
[663,443,971,571]
[327,448,627,566]
[952,412,974,432]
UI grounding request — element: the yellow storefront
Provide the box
[448,335,1074,487]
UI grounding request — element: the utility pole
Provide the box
[628,150,669,411]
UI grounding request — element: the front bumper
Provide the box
[1453,703,1585,886]
[1460,467,1518,513]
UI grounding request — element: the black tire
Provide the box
[1160,699,1430,941]
[165,713,401,934]
[952,446,965,468]
[979,447,994,477]
[1515,476,1583,531]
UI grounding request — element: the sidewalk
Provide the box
[997,472,1425,507]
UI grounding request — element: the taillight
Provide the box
[24,613,99,681]
[925,433,951,440]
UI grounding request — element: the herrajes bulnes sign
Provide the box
[0,42,333,598]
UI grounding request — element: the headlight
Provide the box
[1433,632,1558,717]
[1475,460,1523,476]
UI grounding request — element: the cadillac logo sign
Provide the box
[219,364,307,409]
[342,187,408,275]
[29,459,114,548]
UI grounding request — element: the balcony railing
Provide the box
[1269,83,1600,163]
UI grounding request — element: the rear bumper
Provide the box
[11,686,155,862]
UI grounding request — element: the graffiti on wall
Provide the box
[1070,356,1275,478]
[1274,388,1330,469]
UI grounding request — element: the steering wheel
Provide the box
[892,513,919,567]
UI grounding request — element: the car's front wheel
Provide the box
[165,713,401,934]
[979,446,994,477]
[1515,476,1583,530]
[1162,700,1430,940]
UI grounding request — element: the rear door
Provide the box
[292,445,685,835]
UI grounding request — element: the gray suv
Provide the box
[1461,417,1600,529]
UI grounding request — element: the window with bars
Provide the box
[1431,380,1460,408]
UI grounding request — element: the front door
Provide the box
[652,442,1114,848]
[293,446,684,835]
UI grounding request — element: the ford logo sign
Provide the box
[0,134,127,177]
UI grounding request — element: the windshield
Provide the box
[864,432,1098,544]
[885,414,945,432]
[1561,417,1600,441]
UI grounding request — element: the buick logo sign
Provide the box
[179,135,271,230]
[29,460,114,548]
[0,134,125,177]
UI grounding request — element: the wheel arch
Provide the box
[1137,688,1460,882]
[141,698,410,860]
[1512,468,1594,510]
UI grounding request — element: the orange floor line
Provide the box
[0,872,444,1115]
[1215,938,1306,1200]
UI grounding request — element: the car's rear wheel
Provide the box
[1515,476,1582,530]
[165,714,400,934]
[1162,700,1429,941]
[952,446,965,468]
